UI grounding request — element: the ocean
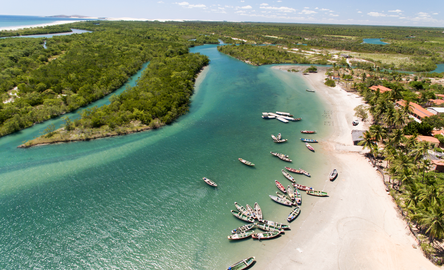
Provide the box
[0,41,331,268]
[0,15,88,29]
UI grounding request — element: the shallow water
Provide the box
[0,44,331,269]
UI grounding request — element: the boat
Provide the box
[301,130,316,134]
[274,138,288,143]
[259,219,290,230]
[329,169,338,181]
[281,169,295,182]
[293,118,302,121]
[269,195,293,206]
[285,166,303,174]
[275,111,293,117]
[234,202,249,216]
[301,138,318,143]
[277,133,282,140]
[287,206,301,222]
[295,189,302,205]
[252,230,281,240]
[306,190,328,197]
[276,192,295,205]
[203,177,217,187]
[299,168,311,177]
[306,89,315,92]
[262,114,276,119]
[256,223,282,232]
[231,223,256,234]
[276,117,289,123]
[287,185,295,201]
[231,210,255,223]
[280,116,297,121]
[292,182,313,192]
[271,134,278,141]
[254,202,263,222]
[305,142,315,152]
[227,230,255,240]
[246,204,256,219]
[238,158,255,167]
[275,180,286,193]
[227,256,256,270]
[270,152,292,162]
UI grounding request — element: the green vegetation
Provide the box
[0,24,73,37]
[324,79,336,87]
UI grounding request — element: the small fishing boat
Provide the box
[259,219,290,230]
[275,138,288,143]
[301,138,318,143]
[254,202,263,222]
[276,117,289,123]
[292,182,313,192]
[277,133,282,140]
[299,168,311,177]
[301,130,316,134]
[256,223,282,232]
[270,152,292,162]
[276,192,295,205]
[234,202,249,216]
[295,189,302,205]
[287,185,295,201]
[329,169,338,181]
[280,116,297,121]
[305,142,315,152]
[287,206,301,222]
[275,111,293,117]
[306,89,315,92]
[231,210,255,223]
[293,118,302,121]
[306,190,328,197]
[246,204,256,219]
[227,256,256,270]
[285,167,303,174]
[252,230,281,240]
[227,230,255,240]
[262,114,276,119]
[269,195,293,206]
[238,158,255,167]
[281,169,295,182]
[271,134,278,141]
[275,180,286,193]
[231,223,256,234]
[203,177,217,187]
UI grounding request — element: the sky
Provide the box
[3,0,444,27]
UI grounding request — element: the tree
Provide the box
[354,105,368,121]
[358,131,378,165]
[42,123,56,138]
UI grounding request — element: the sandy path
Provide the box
[261,66,438,270]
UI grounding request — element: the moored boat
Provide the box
[227,230,255,240]
[231,223,256,234]
[306,190,328,197]
[270,152,292,162]
[271,134,278,141]
[285,166,303,174]
[254,202,263,222]
[299,168,311,177]
[275,180,286,193]
[238,158,255,167]
[301,138,318,143]
[287,185,295,201]
[234,202,249,216]
[246,204,256,219]
[295,189,302,205]
[203,177,217,187]
[305,142,315,152]
[287,206,301,222]
[281,169,295,182]
[259,219,290,230]
[306,89,315,92]
[276,192,295,205]
[329,169,338,181]
[256,223,282,232]
[252,230,281,240]
[276,117,289,123]
[280,116,297,121]
[292,182,313,191]
[301,130,316,134]
[277,133,282,140]
[293,118,302,121]
[231,210,255,223]
[227,256,256,270]
[275,111,293,117]
[269,195,293,206]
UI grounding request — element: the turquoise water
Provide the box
[0,44,331,269]
[0,15,88,28]
[362,38,388,45]
[431,64,444,73]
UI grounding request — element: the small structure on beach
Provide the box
[351,130,366,145]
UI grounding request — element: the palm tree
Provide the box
[358,131,377,165]
[414,204,444,242]
[390,153,415,188]
[393,109,408,129]
[370,125,386,143]
[411,141,432,162]
[388,129,404,148]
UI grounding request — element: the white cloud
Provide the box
[260,5,296,12]
[388,9,402,13]
[300,9,317,15]
[239,5,252,9]
[357,11,362,14]
[433,13,439,15]
[367,12,386,17]
[260,3,269,6]
[157,1,163,3]
[330,14,339,17]
[177,1,189,5]
[277,0,282,2]
[175,1,206,8]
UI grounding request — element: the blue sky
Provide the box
[3,0,444,27]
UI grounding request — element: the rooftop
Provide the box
[369,85,392,93]
[396,100,434,119]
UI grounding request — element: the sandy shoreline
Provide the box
[0,20,79,32]
[262,66,438,269]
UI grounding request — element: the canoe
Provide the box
[203,177,217,187]
[275,180,286,193]
[256,223,283,232]
[259,219,290,230]
[262,115,276,119]
[301,130,316,134]
[292,182,313,192]
[301,138,318,143]
[293,118,302,121]
[227,230,255,240]
[299,168,311,177]
[305,142,315,152]
[280,116,297,121]
[274,138,288,143]
[277,133,282,140]
[227,256,256,270]
[252,230,281,240]
[281,169,295,182]
[270,152,292,162]
[285,167,303,174]
[329,169,338,181]
[234,202,249,216]
[246,204,256,219]
[306,89,315,92]
[306,190,328,197]
[231,223,256,234]
[269,195,293,207]
[287,185,295,201]
[287,206,301,222]
[275,111,293,117]
[254,202,263,222]
[238,158,255,167]
[276,117,289,123]
[295,189,302,205]
[231,210,255,223]
[271,134,278,141]
[276,192,295,205]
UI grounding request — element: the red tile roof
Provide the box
[436,94,444,99]
[396,100,434,119]
[369,85,392,93]
[417,135,440,144]
[431,99,444,105]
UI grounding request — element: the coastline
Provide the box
[0,20,79,32]
[263,66,438,269]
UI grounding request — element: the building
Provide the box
[430,99,444,106]
[369,85,392,93]
[431,160,444,173]
[404,135,440,147]
[351,130,366,145]
[427,107,444,115]
[396,100,434,122]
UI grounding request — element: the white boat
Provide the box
[276,117,289,123]
[277,133,282,140]
[262,114,276,119]
[280,116,297,121]
[276,111,292,116]
[203,177,217,187]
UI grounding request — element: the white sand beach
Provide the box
[0,20,79,32]
[262,66,438,270]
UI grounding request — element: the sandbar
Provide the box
[0,20,79,32]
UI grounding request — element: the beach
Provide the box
[263,66,438,269]
[0,20,79,32]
